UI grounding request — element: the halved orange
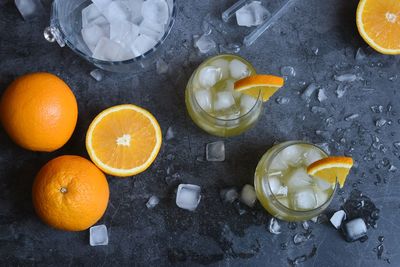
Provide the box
[307,157,354,188]
[356,0,400,55]
[234,75,284,102]
[86,104,162,177]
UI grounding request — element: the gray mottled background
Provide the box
[0,0,399,266]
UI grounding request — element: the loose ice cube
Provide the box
[156,58,169,74]
[355,47,367,61]
[102,1,131,23]
[293,232,312,245]
[195,34,216,54]
[110,20,139,45]
[280,66,296,79]
[317,89,327,102]
[334,74,357,82]
[293,189,317,210]
[279,145,304,166]
[92,0,112,10]
[287,169,313,188]
[240,184,257,207]
[139,19,164,41]
[240,94,257,113]
[90,69,103,81]
[206,141,225,162]
[198,66,222,88]
[130,34,157,56]
[229,59,250,79]
[336,84,347,98]
[15,0,44,20]
[301,83,318,101]
[146,195,160,209]
[214,92,236,112]
[342,218,367,242]
[276,97,290,104]
[268,218,281,234]
[141,0,169,25]
[194,89,212,112]
[210,59,230,80]
[165,126,174,140]
[330,210,346,229]
[235,1,270,27]
[82,24,110,52]
[176,184,201,211]
[90,225,108,246]
[220,188,239,203]
[82,4,103,27]
[93,37,134,61]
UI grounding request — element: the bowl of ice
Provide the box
[45,0,176,72]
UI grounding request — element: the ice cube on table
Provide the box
[330,210,346,229]
[102,1,131,23]
[235,1,270,27]
[82,4,103,27]
[93,37,134,61]
[240,94,257,114]
[82,24,110,52]
[110,20,139,46]
[176,184,201,211]
[194,89,213,112]
[15,0,44,20]
[92,0,112,11]
[214,92,236,112]
[229,59,250,79]
[165,126,174,140]
[336,84,347,98]
[268,217,281,234]
[220,188,239,203]
[334,74,357,82]
[286,168,313,188]
[317,89,327,102]
[130,34,157,56]
[210,59,230,79]
[303,149,323,165]
[206,141,225,162]
[279,145,304,166]
[195,34,216,54]
[90,225,108,246]
[301,83,318,101]
[198,66,222,88]
[139,19,165,41]
[141,0,169,25]
[342,218,367,242]
[240,184,257,207]
[90,69,103,81]
[280,66,296,79]
[293,188,318,210]
[146,195,160,209]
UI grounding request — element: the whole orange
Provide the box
[32,155,109,231]
[0,72,78,152]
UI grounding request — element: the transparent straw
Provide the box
[221,0,248,22]
[243,0,296,47]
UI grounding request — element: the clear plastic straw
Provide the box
[243,0,295,47]
[221,0,248,22]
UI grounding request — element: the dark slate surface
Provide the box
[0,0,399,266]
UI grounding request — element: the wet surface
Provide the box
[1,0,400,266]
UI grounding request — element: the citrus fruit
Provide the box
[356,0,400,54]
[86,104,162,177]
[307,156,354,188]
[32,155,109,231]
[234,74,285,102]
[0,72,78,152]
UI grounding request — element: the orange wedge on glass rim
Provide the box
[356,0,400,55]
[86,104,162,177]
[234,75,285,102]
[307,157,354,188]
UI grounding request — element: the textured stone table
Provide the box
[0,0,399,266]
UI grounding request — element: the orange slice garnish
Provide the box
[234,75,284,102]
[307,157,354,188]
[356,0,400,55]
[86,104,162,177]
